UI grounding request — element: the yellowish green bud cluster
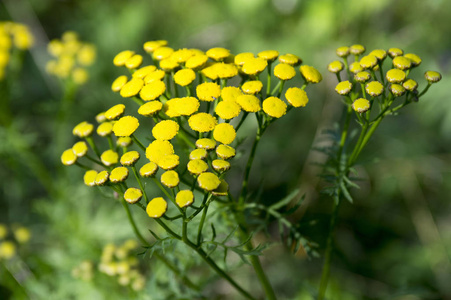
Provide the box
[0,22,34,80]
[46,31,96,85]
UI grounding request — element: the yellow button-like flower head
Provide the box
[189,148,208,160]
[279,53,301,65]
[403,79,418,91]
[113,50,134,66]
[206,47,230,61]
[336,46,350,57]
[404,53,421,67]
[0,241,16,260]
[176,190,194,208]
[212,159,231,172]
[152,120,179,140]
[214,63,238,79]
[146,140,174,164]
[61,149,77,166]
[146,197,168,218]
[393,56,412,70]
[285,87,309,107]
[139,80,166,101]
[369,49,387,61]
[185,54,208,69]
[197,172,221,191]
[354,71,371,83]
[164,97,200,118]
[424,71,441,83]
[144,69,166,83]
[159,57,179,71]
[386,69,406,83]
[388,48,403,58]
[188,113,217,133]
[236,95,261,112]
[84,170,98,186]
[160,170,179,188]
[72,141,88,157]
[242,80,263,94]
[257,50,279,62]
[349,44,365,55]
[120,151,140,166]
[111,75,128,92]
[113,116,139,137]
[234,52,255,66]
[263,96,287,118]
[365,81,384,97]
[196,138,216,150]
[349,62,363,74]
[143,40,167,53]
[196,82,221,102]
[132,65,157,79]
[125,54,143,69]
[335,81,353,96]
[213,123,236,145]
[105,104,126,120]
[97,122,113,137]
[390,84,406,97]
[360,55,378,69]
[274,63,296,80]
[120,78,144,98]
[242,57,268,75]
[157,154,180,170]
[73,121,94,137]
[221,86,242,102]
[124,188,143,204]
[139,162,158,178]
[110,167,129,183]
[216,144,236,159]
[327,61,344,73]
[187,159,209,175]
[215,100,241,120]
[101,150,119,166]
[172,48,194,63]
[117,137,132,147]
[352,98,370,113]
[174,68,196,86]
[153,47,174,61]
[95,170,109,186]
[14,227,31,244]
[299,65,322,83]
[138,101,163,117]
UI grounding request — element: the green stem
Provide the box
[85,136,101,158]
[235,112,249,132]
[318,198,340,300]
[131,166,149,203]
[152,177,174,201]
[348,121,368,165]
[266,61,273,96]
[131,134,146,151]
[197,201,210,245]
[349,116,383,165]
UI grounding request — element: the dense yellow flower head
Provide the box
[114,50,135,67]
[258,50,279,62]
[424,71,441,83]
[97,122,113,137]
[139,80,166,101]
[369,49,387,61]
[61,149,77,166]
[140,162,158,178]
[113,116,139,137]
[299,65,322,83]
[164,97,200,118]
[336,46,350,57]
[111,75,128,92]
[197,172,221,191]
[72,141,88,157]
[117,137,132,147]
[144,69,166,83]
[84,170,98,186]
[152,120,179,140]
[72,68,89,84]
[221,86,242,102]
[359,55,378,69]
[185,54,208,69]
[153,46,174,61]
[335,81,353,95]
[189,148,208,160]
[328,61,344,73]
[196,138,216,150]
[196,82,221,102]
[234,52,255,66]
[138,101,163,117]
[73,121,94,137]
[146,140,174,164]
[404,53,421,67]
[350,44,365,55]
[392,56,412,70]
[365,81,384,97]
[143,40,167,53]
[216,144,236,159]
[390,84,406,97]
[187,159,209,175]
[159,57,179,71]
[279,53,301,66]
[349,62,363,74]
[146,197,168,218]
[101,150,119,166]
[174,68,196,86]
[236,95,261,112]
[172,48,194,63]
[176,190,194,208]
[158,154,180,170]
[14,227,31,244]
[285,87,309,107]
[160,171,179,188]
[124,188,143,204]
[263,97,287,118]
[188,113,217,132]
[206,47,230,61]
[388,48,403,58]
[213,123,236,144]
[212,159,231,172]
[0,241,16,260]
[354,71,371,83]
[386,69,406,83]
[110,167,129,183]
[120,78,144,98]
[95,170,109,186]
[105,104,126,120]
[242,57,267,75]
[352,98,370,113]
[274,63,296,80]
[133,65,157,79]
[242,80,263,94]
[120,151,140,166]
[200,64,219,81]
[215,100,241,120]
[403,79,418,91]
[213,63,238,79]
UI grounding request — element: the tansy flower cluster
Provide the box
[0,223,31,261]
[330,44,441,118]
[61,40,320,223]
[97,240,146,290]
[0,21,34,80]
[46,31,96,85]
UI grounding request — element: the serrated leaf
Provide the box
[339,181,353,203]
[343,175,360,189]
[270,188,300,210]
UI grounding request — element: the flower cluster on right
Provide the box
[329,45,441,117]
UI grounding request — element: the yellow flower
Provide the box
[0,224,7,239]
[77,44,96,66]
[111,75,128,92]
[236,94,261,112]
[189,148,208,160]
[105,104,126,120]
[120,78,144,98]
[241,80,263,94]
[242,57,267,75]
[404,53,421,67]
[110,167,129,183]
[274,63,296,80]
[187,159,209,175]
[424,71,441,83]
[403,79,418,91]
[258,50,279,62]
[113,50,135,67]
[160,170,179,188]
[101,150,119,166]
[206,47,230,61]
[73,121,94,137]
[196,82,221,102]
[388,48,403,58]
[299,65,322,83]
[354,71,371,83]
[215,100,241,120]
[158,154,180,170]
[349,44,365,55]
[159,57,179,71]
[200,64,219,81]
[197,172,221,191]
[278,53,301,66]
[146,197,168,218]
[188,113,217,132]
[349,61,363,74]
[95,170,109,186]
[164,97,200,118]
[153,46,174,61]
[138,101,163,117]
[61,149,77,165]
[352,98,370,113]
[132,65,157,79]
[0,241,16,260]
[195,138,216,150]
[97,122,114,137]
[72,141,88,157]
[392,56,411,70]
[213,123,236,145]
[140,80,166,101]
[124,188,143,204]
[152,120,179,141]
[369,49,387,61]
[95,112,106,123]
[117,137,132,147]
[359,55,378,69]
[234,52,255,66]
[216,144,236,159]
[143,40,167,53]
[390,84,406,97]
[221,86,242,102]
[365,81,384,97]
[174,68,196,86]
[285,87,309,107]
[185,54,208,69]
[72,68,88,84]
[84,170,98,186]
[120,151,140,166]
[212,159,231,172]
[336,46,350,57]
[144,69,166,83]
[171,48,194,63]
[263,96,287,118]
[335,81,353,95]
[176,190,194,208]
[146,140,174,164]
[327,61,344,73]
[113,116,139,137]
[213,63,238,79]
[14,227,31,244]
[386,69,406,83]
[139,162,158,178]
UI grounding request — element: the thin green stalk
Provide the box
[131,134,146,151]
[131,166,149,203]
[197,201,210,245]
[235,112,249,132]
[318,198,340,300]
[349,116,383,165]
[266,61,273,96]
[85,136,100,158]
[238,128,262,206]
[348,121,368,165]
[152,177,174,201]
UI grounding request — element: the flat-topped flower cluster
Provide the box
[61,40,320,221]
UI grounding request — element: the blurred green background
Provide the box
[1,0,450,299]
